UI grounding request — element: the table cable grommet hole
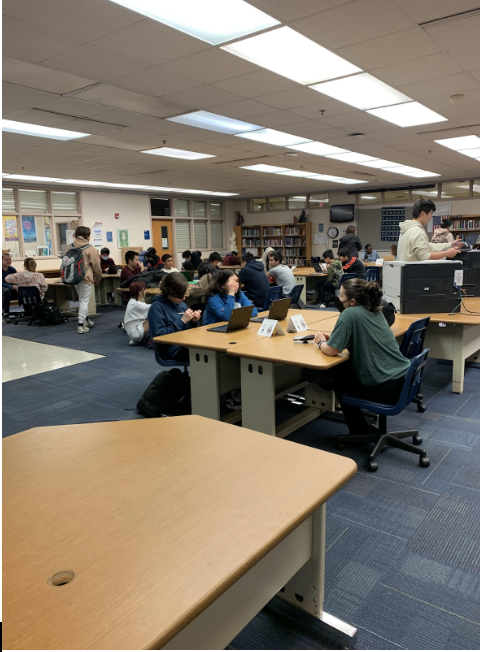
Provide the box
[48,570,75,587]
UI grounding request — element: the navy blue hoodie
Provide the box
[149,294,199,362]
[237,259,270,308]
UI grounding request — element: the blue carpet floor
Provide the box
[3,307,480,649]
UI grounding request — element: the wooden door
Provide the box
[152,220,173,257]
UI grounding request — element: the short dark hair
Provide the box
[209,252,222,263]
[441,218,453,228]
[365,244,372,249]
[182,250,192,258]
[144,251,155,261]
[413,198,436,218]
[160,271,188,298]
[197,262,217,280]
[242,252,254,263]
[147,247,156,255]
[125,250,139,264]
[322,250,334,259]
[210,269,240,299]
[162,253,173,263]
[338,247,349,257]
[129,281,146,301]
[231,250,237,256]
[75,226,90,238]
[271,251,283,263]
[100,247,110,255]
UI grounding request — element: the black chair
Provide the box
[261,286,282,311]
[336,350,430,472]
[285,284,304,308]
[400,317,430,412]
[13,287,42,325]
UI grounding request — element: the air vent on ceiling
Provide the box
[31,107,127,128]
[419,7,480,27]
[417,123,480,136]
[351,171,376,176]
[213,155,269,165]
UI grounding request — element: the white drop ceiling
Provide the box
[2,0,480,198]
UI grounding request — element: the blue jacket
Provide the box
[2,265,17,289]
[204,292,257,325]
[361,250,379,262]
[149,294,199,362]
[237,260,270,308]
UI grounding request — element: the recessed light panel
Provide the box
[167,111,262,134]
[2,119,89,140]
[141,147,216,160]
[240,164,291,173]
[310,73,411,110]
[326,152,379,163]
[435,135,480,150]
[367,102,447,127]
[236,128,311,147]
[458,147,480,158]
[289,141,348,156]
[306,173,365,184]
[386,166,440,177]
[107,0,279,45]
[222,26,361,85]
[6,174,61,182]
[276,170,317,177]
[356,159,400,169]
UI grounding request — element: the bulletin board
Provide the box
[356,206,410,250]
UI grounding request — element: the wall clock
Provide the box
[327,226,339,239]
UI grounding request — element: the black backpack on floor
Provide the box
[136,368,191,418]
[33,300,65,326]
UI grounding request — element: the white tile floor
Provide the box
[2,336,103,382]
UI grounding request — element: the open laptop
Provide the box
[207,304,254,333]
[251,297,292,323]
[466,234,479,248]
[313,262,327,273]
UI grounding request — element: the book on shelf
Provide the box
[242,227,260,236]
[263,239,283,247]
[242,238,261,247]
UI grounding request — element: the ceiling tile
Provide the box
[43,45,150,82]
[318,111,378,128]
[160,49,260,84]
[2,58,96,95]
[2,16,82,63]
[2,81,59,108]
[111,67,201,96]
[3,107,79,128]
[246,0,353,22]
[425,14,480,70]
[3,0,142,42]
[392,0,480,23]
[255,87,322,110]
[290,99,356,119]
[33,96,111,117]
[86,109,163,127]
[213,70,299,98]
[398,72,480,100]
[208,99,277,119]
[162,85,244,110]
[372,52,464,87]
[246,111,306,128]
[470,69,480,83]
[290,0,415,50]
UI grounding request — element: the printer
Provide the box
[383,260,462,314]
[455,250,480,296]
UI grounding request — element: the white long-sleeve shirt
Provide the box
[124,299,150,342]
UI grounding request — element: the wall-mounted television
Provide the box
[330,204,354,222]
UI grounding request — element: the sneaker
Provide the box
[319,303,327,309]
[128,339,135,346]
[78,324,89,334]
[85,318,94,327]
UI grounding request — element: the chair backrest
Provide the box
[262,285,282,311]
[364,268,380,283]
[398,349,430,408]
[17,286,41,307]
[400,317,430,359]
[383,255,395,261]
[181,270,194,282]
[286,284,303,305]
[340,273,356,286]
[153,342,188,371]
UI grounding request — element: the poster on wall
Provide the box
[318,223,324,233]
[106,231,113,242]
[22,216,37,243]
[92,222,103,248]
[44,216,52,255]
[3,216,18,241]
[117,229,130,248]
[381,206,405,242]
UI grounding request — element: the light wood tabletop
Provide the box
[292,267,326,277]
[3,416,357,651]
[404,297,480,325]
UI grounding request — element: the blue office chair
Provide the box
[261,286,282,311]
[154,342,189,373]
[336,349,430,472]
[364,268,380,283]
[286,284,304,307]
[340,273,357,285]
[13,287,42,325]
[400,317,430,412]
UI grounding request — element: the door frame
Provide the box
[151,217,177,266]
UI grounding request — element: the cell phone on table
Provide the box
[293,334,315,342]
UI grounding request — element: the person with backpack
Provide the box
[4,257,48,300]
[431,218,455,244]
[61,226,102,334]
[317,249,343,307]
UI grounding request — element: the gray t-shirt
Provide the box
[269,264,295,296]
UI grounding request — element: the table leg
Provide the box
[240,358,276,436]
[189,348,222,420]
[96,279,108,305]
[280,503,357,649]
[295,276,307,304]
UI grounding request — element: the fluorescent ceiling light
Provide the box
[367,102,447,127]
[386,166,440,177]
[275,170,317,177]
[289,141,348,156]
[107,0,279,45]
[240,164,291,173]
[221,26,361,85]
[458,147,480,158]
[361,196,378,199]
[141,147,215,160]
[2,119,89,140]
[435,135,480,150]
[310,73,411,110]
[236,128,311,147]
[6,174,61,182]
[356,159,399,169]
[306,173,365,184]
[167,110,262,134]
[325,152,379,164]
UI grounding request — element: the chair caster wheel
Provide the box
[368,461,378,472]
[417,404,426,413]
[420,457,430,468]
[413,436,423,445]
[336,440,347,451]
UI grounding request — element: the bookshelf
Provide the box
[236,222,312,267]
[449,215,480,244]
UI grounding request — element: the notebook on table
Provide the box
[251,297,291,323]
[207,304,254,333]
[313,262,327,273]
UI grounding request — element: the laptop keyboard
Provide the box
[207,324,228,332]
[250,316,266,323]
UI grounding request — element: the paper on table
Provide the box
[314,234,328,245]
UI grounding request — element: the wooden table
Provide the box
[45,278,100,319]
[293,267,327,304]
[96,273,122,306]
[3,416,357,651]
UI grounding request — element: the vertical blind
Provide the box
[175,220,191,249]
[194,220,208,249]
[210,221,223,249]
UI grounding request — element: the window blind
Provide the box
[174,199,189,217]
[175,220,191,250]
[193,201,206,218]
[2,188,16,212]
[52,192,78,212]
[19,189,48,212]
[194,220,207,249]
[210,221,223,249]
[210,202,222,218]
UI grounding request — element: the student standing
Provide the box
[261,246,275,272]
[431,218,455,244]
[317,249,343,307]
[149,272,201,363]
[268,252,295,296]
[302,279,410,435]
[238,252,270,308]
[182,250,194,270]
[204,269,257,325]
[361,244,379,262]
[124,281,151,346]
[99,248,115,272]
[190,250,202,270]
[120,251,143,283]
[397,199,462,261]
[2,252,17,320]
[339,225,362,258]
[70,226,102,334]
[161,253,179,273]
[338,247,365,278]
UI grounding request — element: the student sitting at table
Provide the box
[268,251,295,297]
[238,252,270,308]
[338,247,365,278]
[204,269,258,325]
[190,250,202,270]
[302,278,410,436]
[188,262,218,312]
[99,247,115,272]
[317,249,343,308]
[209,252,222,268]
[222,251,241,266]
[145,247,163,270]
[3,252,17,321]
[124,281,152,347]
[361,244,379,262]
[5,257,48,300]
[161,253,179,274]
[182,250,194,271]
[149,272,201,363]
[120,250,143,283]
